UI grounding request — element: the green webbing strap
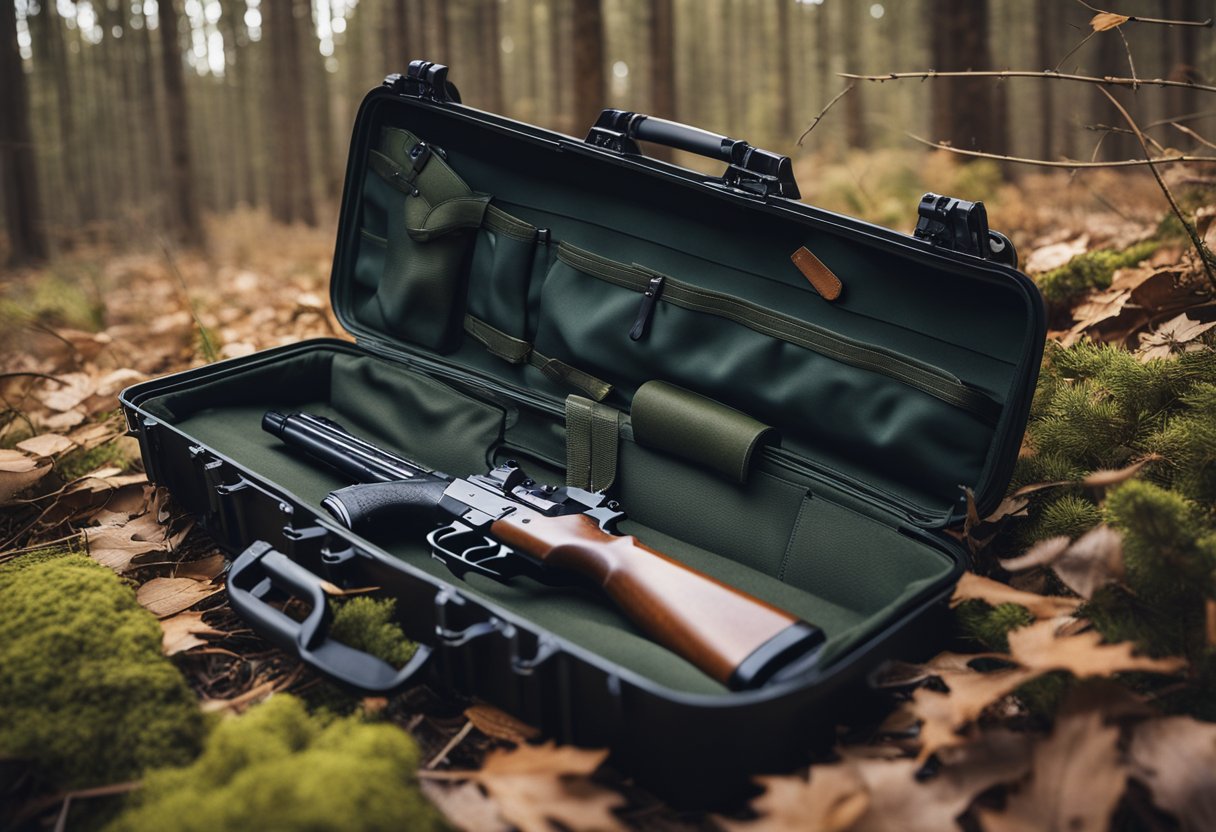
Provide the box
[565,395,621,492]
[484,204,537,241]
[462,316,612,402]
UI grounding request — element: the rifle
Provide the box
[262,410,824,690]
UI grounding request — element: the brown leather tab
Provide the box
[791,246,842,301]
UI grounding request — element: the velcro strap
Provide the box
[565,395,621,492]
[532,353,612,402]
[462,315,613,402]
[463,315,532,364]
[630,381,777,483]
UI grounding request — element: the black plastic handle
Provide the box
[585,109,801,199]
[228,541,431,694]
[322,474,449,532]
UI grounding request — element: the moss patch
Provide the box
[0,550,206,788]
[105,695,442,832]
[1035,241,1159,309]
[329,596,418,668]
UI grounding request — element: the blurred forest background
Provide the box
[3,0,1216,266]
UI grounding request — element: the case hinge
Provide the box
[913,193,1018,268]
[383,59,462,104]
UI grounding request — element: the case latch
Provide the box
[913,193,1018,268]
[383,59,462,104]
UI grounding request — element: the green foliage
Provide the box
[0,265,106,332]
[955,600,1034,651]
[0,552,205,788]
[1034,241,1159,308]
[57,439,140,481]
[328,596,418,668]
[105,695,443,832]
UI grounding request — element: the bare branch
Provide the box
[1083,122,1168,155]
[1171,122,1216,152]
[904,133,1216,168]
[1098,87,1216,290]
[797,84,855,146]
[840,70,1216,96]
[1075,0,1212,26]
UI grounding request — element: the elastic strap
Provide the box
[565,395,621,492]
[463,315,612,402]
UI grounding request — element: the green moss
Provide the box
[329,597,418,668]
[955,601,1034,652]
[1034,241,1159,308]
[56,440,140,481]
[0,553,206,788]
[0,268,105,332]
[105,695,443,832]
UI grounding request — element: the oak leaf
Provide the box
[950,572,1080,619]
[909,667,1037,762]
[718,765,869,832]
[1006,619,1186,677]
[160,610,225,655]
[137,577,222,618]
[1000,525,1124,599]
[175,553,227,581]
[456,742,625,832]
[977,710,1125,832]
[1081,455,1160,488]
[1128,716,1216,832]
[0,449,52,502]
[15,433,76,458]
[420,780,509,832]
[1137,313,1216,361]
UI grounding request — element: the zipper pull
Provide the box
[629,274,665,341]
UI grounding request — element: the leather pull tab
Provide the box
[791,246,842,301]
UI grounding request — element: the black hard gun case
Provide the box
[120,60,1045,801]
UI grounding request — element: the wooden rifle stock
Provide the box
[492,509,823,689]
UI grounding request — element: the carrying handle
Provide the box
[585,109,801,199]
[228,541,431,694]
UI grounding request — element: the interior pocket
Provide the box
[533,242,1001,498]
[466,206,540,340]
[350,127,487,352]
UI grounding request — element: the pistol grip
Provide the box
[322,474,449,532]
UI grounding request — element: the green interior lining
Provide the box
[144,343,954,696]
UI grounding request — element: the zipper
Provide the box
[556,242,1002,426]
[629,274,665,340]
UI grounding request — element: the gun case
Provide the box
[120,60,1045,803]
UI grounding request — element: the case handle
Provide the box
[228,540,431,694]
[585,109,801,199]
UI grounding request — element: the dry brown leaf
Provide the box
[977,710,1126,832]
[846,730,1032,832]
[37,372,97,412]
[950,572,1081,619]
[1128,716,1216,832]
[160,610,225,655]
[0,450,52,502]
[1000,536,1070,573]
[15,433,76,458]
[465,704,542,745]
[1090,11,1130,31]
[1082,455,1160,488]
[909,668,1037,762]
[200,679,276,714]
[420,781,509,832]
[1207,599,1216,647]
[1006,619,1186,677]
[1024,236,1089,274]
[175,553,227,581]
[137,577,222,618]
[1137,313,1216,361]
[68,420,123,450]
[719,766,869,832]
[1001,526,1124,600]
[453,742,625,832]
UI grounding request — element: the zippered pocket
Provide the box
[533,242,1001,499]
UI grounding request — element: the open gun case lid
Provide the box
[120,60,1045,803]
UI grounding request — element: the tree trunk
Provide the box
[265,0,317,226]
[774,0,792,143]
[929,0,1003,154]
[476,0,504,114]
[1,0,50,265]
[157,0,203,247]
[572,0,606,138]
[1035,0,1054,160]
[841,0,866,148]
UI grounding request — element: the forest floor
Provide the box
[1,159,1215,831]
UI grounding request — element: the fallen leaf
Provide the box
[1006,619,1186,677]
[977,710,1126,832]
[951,572,1081,619]
[719,765,869,832]
[1000,525,1124,600]
[137,577,222,618]
[160,610,225,655]
[1137,313,1216,361]
[1128,716,1216,832]
[175,553,226,581]
[1024,236,1088,274]
[15,433,76,458]
[1090,11,1130,31]
[0,450,52,502]
[909,668,1037,762]
[847,730,1032,832]
[448,743,625,832]
[1082,455,1160,488]
[420,781,510,832]
[37,372,97,412]
[465,704,542,745]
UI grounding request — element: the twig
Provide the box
[797,84,854,146]
[426,720,474,770]
[1115,26,1138,87]
[1084,123,1167,155]
[905,133,1216,168]
[1099,87,1216,290]
[157,235,219,363]
[1074,0,1212,27]
[1055,29,1098,72]
[840,70,1216,96]
[0,371,65,385]
[1171,122,1216,152]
